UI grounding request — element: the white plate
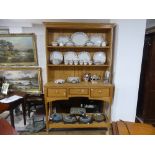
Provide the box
[50,51,63,64]
[93,52,106,64]
[78,51,91,62]
[56,36,70,44]
[90,34,104,46]
[64,51,78,61]
[71,32,88,46]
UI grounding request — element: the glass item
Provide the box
[93,51,106,65]
[104,70,111,83]
[71,32,88,46]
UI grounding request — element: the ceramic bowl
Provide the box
[79,115,92,124]
[63,114,77,123]
[50,113,63,122]
[54,79,65,84]
[93,113,106,122]
[67,77,80,84]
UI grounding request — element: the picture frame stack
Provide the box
[0,33,42,94]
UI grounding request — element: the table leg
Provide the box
[22,98,26,125]
[10,109,15,128]
[45,102,49,132]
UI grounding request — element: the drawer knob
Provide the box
[55,90,58,93]
[98,90,102,93]
[91,89,93,91]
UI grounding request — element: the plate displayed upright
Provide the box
[71,32,88,46]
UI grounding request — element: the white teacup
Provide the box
[74,60,78,65]
[79,60,84,65]
[69,60,73,65]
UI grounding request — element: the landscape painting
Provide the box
[0,68,42,94]
[0,34,38,66]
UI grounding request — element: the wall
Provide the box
[0,19,146,122]
[111,19,146,121]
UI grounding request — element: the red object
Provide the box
[0,118,17,135]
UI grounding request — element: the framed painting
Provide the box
[0,67,42,94]
[0,33,38,66]
[0,29,9,34]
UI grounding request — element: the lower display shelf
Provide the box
[48,121,110,129]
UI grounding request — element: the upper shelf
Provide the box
[47,45,110,49]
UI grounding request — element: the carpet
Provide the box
[6,111,45,133]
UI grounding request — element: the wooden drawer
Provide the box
[69,88,89,95]
[47,89,67,97]
[90,88,109,97]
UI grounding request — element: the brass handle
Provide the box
[98,90,102,93]
[55,90,58,93]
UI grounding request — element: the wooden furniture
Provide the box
[112,121,155,135]
[26,93,44,117]
[44,22,115,131]
[136,29,155,124]
[0,118,17,135]
[0,92,27,128]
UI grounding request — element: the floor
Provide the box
[19,128,109,135]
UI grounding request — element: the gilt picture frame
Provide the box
[0,67,42,94]
[0,33,38,66]
[0,29,9,34]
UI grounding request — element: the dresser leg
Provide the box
[45,102,49,132]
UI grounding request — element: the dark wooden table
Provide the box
[0,92,27,128]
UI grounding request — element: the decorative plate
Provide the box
[50,51,63,64]
[93,51,106,65]
[78,51,91,62]
[90,34,104,46]
[56,36,70,44]
[71,32,88,46]
[64,51,78,61]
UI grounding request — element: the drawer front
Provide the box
[91,88,109,97]
[69,88,89,95]
[48,89,67,97]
